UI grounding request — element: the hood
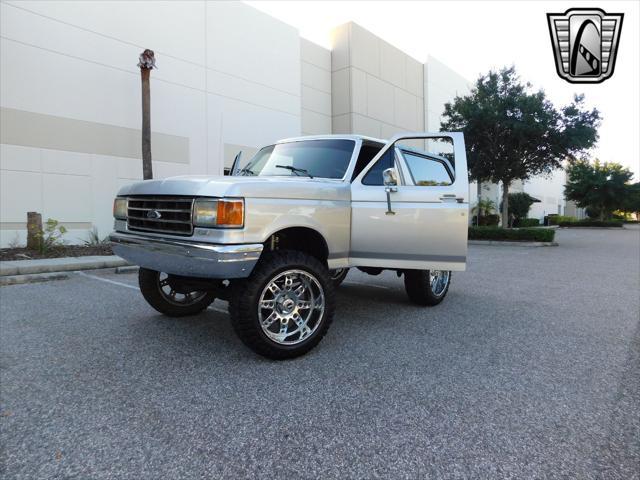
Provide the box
[117,175,350,201]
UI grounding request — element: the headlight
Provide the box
[193,198,244,228]
[193,199,218,227]
[113,198,128,219]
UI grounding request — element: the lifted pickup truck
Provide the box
[111,133,468,359]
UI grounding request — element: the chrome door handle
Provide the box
[385,186,397,215]
[440,194,464,203]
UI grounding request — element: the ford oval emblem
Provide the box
[147,210,162,219]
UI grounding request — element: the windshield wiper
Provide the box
[275,165,314,178]
[237,167,255,176]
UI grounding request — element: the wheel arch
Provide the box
[264,226,330,265]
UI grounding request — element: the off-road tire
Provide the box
[329,268,350,287]
[403,270,452,306]
[138,268,216,317]
[229,250,335,360]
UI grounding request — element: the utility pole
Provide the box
[138,49,156,180]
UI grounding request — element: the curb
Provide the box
[0,255,129,276]
[469,240,558,247]
[0,272,70,286]
[558,226,626,230]
[115,265,139,274]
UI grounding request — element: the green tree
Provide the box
[621,182,640,219]
[564,160,634,220]
[440,66,600,227]
[500,192,537,220]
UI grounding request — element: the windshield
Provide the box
[239,139,355,179]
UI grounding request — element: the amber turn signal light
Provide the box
[216,199,244,227]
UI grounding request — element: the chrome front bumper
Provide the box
[110,232,263,279]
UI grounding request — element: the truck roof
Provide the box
[277,134,386,145]
[276,134,451,164]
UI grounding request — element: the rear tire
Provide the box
[138,268,216,317]
[229,250,335,360]
[404,270,451,306]
[329,267,349,287]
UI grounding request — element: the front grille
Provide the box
[127,196,194,236]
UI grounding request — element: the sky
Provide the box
[247,0,640,179]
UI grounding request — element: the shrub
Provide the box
[547,215,577,225]
[35,218,67,254]
[514,218,540,227]
[83,226,109,246]
[500,192,538,220]
[469,226,555,242]
[559,220,623,228]
[8,232,23,249]
[471,198,497,217]
[477,214,500,226]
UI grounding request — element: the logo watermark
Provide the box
[547,8,623,83]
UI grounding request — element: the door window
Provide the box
[362,149,396,186]
[401,152,453,186]
[352,143,383,181]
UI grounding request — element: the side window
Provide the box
[352,143,383,180]
[362,149,395,186]
[402,152,453,186]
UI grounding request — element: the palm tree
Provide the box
[138,49,156,180]
[471,198,497,218]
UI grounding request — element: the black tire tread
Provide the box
[330,268,350,287]
[229,250,335,360]
[138,268,215,317]
[404,270,451,306]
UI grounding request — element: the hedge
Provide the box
[514,218,540,227]
[559,220,623,228]
[547,215,577,225]
[469,226,556,242]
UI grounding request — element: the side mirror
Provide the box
[382,167,398,186]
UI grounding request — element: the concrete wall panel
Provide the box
[366,76,394,124]
[350,24,380,76]
[302,62,331,94]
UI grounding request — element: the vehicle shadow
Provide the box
[122,280,419,362]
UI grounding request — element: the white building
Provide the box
[0,1,568,247]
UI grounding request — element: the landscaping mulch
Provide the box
[0,244,113,261]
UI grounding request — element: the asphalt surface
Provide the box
[1,227,639,479]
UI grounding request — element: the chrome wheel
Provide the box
[157,272,208,306]
[429,270,450,297]
[258,269,325,345]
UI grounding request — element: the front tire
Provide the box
[138,268,216,317]
[229,250,335,360]
[404,270,451,306]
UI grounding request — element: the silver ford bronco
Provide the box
[110,133,469,359]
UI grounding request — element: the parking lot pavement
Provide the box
[1,227,638,479]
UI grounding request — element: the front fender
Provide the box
[243,198,350,260]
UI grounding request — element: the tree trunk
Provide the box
[141,68,153,180]
[501,182,509,228]
[477,181,482,222]
[26,211,42,250]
